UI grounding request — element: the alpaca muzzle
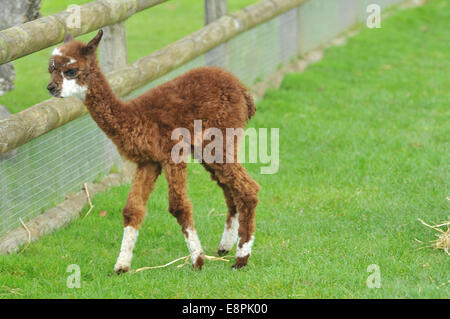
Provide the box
[47,83,61,98]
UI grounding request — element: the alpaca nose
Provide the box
[47,83,58,94]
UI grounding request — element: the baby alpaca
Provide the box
[47,30,260,272]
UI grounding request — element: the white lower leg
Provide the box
[236,235,255,258]
[218,213,239,252]
[114,226,139,272]
[184,227,204,265]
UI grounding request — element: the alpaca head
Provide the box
[47,30,103,99]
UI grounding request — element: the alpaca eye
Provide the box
[64,69,78,77]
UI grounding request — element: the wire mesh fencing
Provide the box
[0,0,404,238]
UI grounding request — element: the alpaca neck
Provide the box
[84,60,127,137]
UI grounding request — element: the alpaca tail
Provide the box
[244,91,256,121]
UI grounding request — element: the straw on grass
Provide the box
[133,255,231,273]
[18,218,31,254]
[83,183,94,219]
[417,218,450,256]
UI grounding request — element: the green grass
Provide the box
[1,0,449,298]
[0,0,258,113]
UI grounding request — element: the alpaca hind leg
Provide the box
[114,162,161,273]
[211,163,260,269]
[164,163,205,269]
[202,163,239,256]
[217,184,239,256]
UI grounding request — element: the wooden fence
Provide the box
[0,0,308,156]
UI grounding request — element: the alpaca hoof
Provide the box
[114,267,129,274]
[232,255,249,270]
[217,249,230,257]
[193,253,205,270]
[114,263,130,274]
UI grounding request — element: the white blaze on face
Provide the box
[53,47,76,64]
[114,226,139,272]
[60,73,87,99]
[236,235,255,258]
[52,47,63,57]
[218,213,239,252]
[184,227,204,264]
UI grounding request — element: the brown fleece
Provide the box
[47,30,260,269]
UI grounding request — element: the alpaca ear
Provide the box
[82,29,103,55]
[64,33,74,43]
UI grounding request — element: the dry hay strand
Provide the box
[18,218,31,254]
[132,255,231,273]
[82,183,94,219]
[0,285,23,296]
[417,218,450,256]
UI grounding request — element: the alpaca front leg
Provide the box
[216,179,239,256]
[114,162,161,274]
[115,203,146,274]
[114,225,139,273]
[233,179,259,269]
[201,163,239,256]
[184,226,206,269]
[218,213,239,256]
[212,163,259,269]
[164,163,205,269]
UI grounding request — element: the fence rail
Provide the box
[0,0,168,65]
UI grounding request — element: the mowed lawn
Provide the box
[0,0,449,298]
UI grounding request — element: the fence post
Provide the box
[0,0,41,101]
[204,0,228,67]
[98,22,128,169]
[204,0,227,24]
[99,22,128,74]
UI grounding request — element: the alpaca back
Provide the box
[131,66,254,133]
